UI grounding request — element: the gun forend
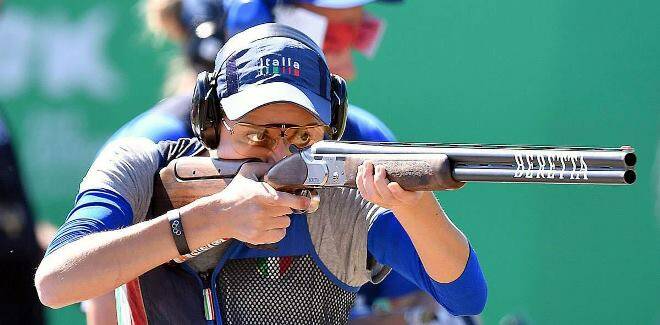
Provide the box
[265,153,463,191]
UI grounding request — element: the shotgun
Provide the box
[151,141,636,217]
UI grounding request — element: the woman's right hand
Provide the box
[179,162,310,245]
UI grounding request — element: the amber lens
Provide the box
[282,125,327,149]
[228,123,277,157]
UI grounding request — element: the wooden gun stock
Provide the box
[151,157,254,217]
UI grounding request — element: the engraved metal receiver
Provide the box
[286,149,344,214]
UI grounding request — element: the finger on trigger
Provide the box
[261,182,279,197]
[271,190,310,211]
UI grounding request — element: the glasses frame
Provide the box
[220,119,329,150]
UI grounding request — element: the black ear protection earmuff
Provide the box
[190,24,348,150]
[329,74,348,140]
[190,70,222,149]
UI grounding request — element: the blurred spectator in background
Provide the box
[82,1,478,324]
[147,0,399,96]
[108,0,396,144]
[0,108,45,325]
[351,271,481,325]
[1,3,57,324]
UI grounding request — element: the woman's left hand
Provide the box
[355,161,426,211]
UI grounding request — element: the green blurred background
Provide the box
[1,0,658,324]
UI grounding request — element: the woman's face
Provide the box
[215,102,325,163]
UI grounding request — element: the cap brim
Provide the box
[220,82,332,124]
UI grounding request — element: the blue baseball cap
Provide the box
[213,23,332,124]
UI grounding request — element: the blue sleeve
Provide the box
[45,189,133,255]
[50,98,186,254]
[368,211,488,316]
[342,105,397,142]
[370,269,420,299]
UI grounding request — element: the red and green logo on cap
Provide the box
[256,56,301,77]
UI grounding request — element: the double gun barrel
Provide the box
[305,141,637,186]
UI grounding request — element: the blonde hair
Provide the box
[141,0,197,96]
[141,0,186,42]
[162,56,198,97]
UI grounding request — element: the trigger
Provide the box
[292,189,320,214]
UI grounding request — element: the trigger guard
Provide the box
[292,189,320,214]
